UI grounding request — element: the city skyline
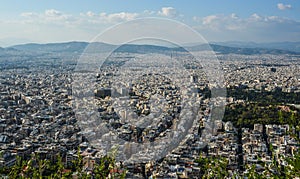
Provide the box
[1,0,300,46]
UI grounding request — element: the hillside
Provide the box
[5,41,300,55]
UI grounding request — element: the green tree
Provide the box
[8,156,23,178]
[195,154,229,178]
[278,110,284,124]
[285,151,300,178]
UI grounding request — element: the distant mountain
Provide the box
[211,44,298,55]
[6,41,300,55]
[0,47,27,57]
[11,41,89,53]
[185,43,299,55]
[10,42,183,54]
[214,41,300,53]
[115,44,185,54]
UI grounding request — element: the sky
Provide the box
[0,0,300,46]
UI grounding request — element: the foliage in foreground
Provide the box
[0,148,126,179]
[195,150,300,179]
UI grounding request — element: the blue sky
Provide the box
[0,0,300,46]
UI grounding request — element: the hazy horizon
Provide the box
[2,40,300,49]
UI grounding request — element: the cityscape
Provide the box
[1,1,300,178]
[0,42,299,178]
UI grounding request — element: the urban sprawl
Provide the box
[0,48,299,178]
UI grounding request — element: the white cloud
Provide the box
[20,9,140,27]
[250,13,262,20]
[277,3,292,10]
[158,7,178,18]
[86,11,96,17]
[21,9,71,23]
[230,13,238,19]
[2,9,146,45]
[21,12,38,18]
[79,11,139,23]
[45,9,62,17]
[8,9,300,44]
[44,9,70,21]
[193,13,300,42]
[202,15,218,25]
[100,12,139,22]
[143,10,156,15]
[196,14,243,32]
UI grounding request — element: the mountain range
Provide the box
[1,41,299,56]
[214,41,300,53]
